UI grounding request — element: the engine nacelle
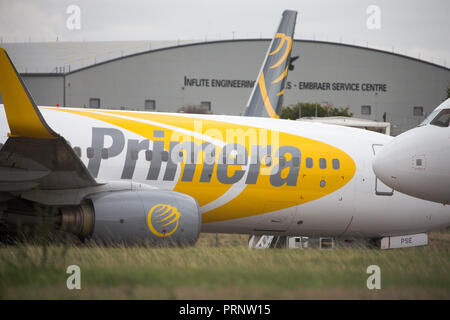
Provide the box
[87,190,201,245]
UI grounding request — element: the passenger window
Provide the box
[161,151,169,162]
[332,159,340,170]
[305,157,313,168]
[145,150,152,161]
[101,148,109,159]
[319,158,327,169]
[292,157,300,168]
[179,150,196,164]
[86,147,94,159]
[279,156,286,167]
[430,109,450,127]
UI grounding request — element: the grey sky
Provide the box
[0,0,449,67]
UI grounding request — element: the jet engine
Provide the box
[1,190,201,245]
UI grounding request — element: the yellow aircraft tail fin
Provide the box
[0,47,57,139]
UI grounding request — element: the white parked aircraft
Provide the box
[0,11,448,248]
[373,98,450,205]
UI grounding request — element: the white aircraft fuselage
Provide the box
[1,105,448,238]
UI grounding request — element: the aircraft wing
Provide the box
[0,48,98,192]
[243,10,297,118]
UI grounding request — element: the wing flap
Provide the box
[0,181,40,192]
[0,167,50,182]
[0,137,97,190]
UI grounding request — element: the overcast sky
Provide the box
[0,0,449,66]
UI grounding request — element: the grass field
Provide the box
[0,230,449,299]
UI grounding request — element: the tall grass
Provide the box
[0,231,449,299]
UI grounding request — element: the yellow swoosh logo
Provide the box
[147,204,181,237]
[269,33,292,69]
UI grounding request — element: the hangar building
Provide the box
[1,39,449,135]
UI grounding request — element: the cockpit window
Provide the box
[430,109,450,128]
[418,109,439,127]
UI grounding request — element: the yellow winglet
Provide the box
[0,47,56,139]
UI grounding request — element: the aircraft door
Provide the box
[372,144,394,196]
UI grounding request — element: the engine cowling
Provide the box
[87,190,201,245]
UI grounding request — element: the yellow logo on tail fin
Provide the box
[269,33,293,69]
